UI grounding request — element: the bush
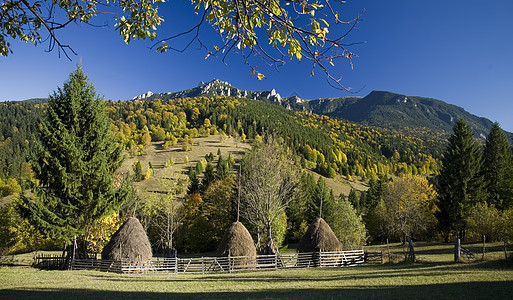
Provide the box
[0,178,21,198]
[0,198,61,255]
[467,202,500,242]
[330,197,367,249]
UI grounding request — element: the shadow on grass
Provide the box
[2,281,512,300]
[75,261,511,286]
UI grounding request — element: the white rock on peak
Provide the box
[133,91,154,100]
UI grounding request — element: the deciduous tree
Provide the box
[141,167,186,253]
[466,202,500,242]
[240,134,298,253]
[382,175,438,241]
[330,195,367,250]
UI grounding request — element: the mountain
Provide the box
[133,79,284,103]
[133,80,508,140]
[299,91,500,140]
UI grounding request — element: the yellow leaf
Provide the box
[257,72,265,80]
[329,60,334,66]
[250,66,259,78]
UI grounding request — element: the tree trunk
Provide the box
[265,221,274,255]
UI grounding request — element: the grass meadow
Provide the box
[1,242,512,299]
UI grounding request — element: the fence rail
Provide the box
[34,250,366,274]
[33,253,67,269]
[364,251,384,264]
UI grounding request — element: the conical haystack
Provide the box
[216,221,257,257]
[297,217,342,253]
[101,217,152,261]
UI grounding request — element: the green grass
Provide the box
[1,261,512,299]
[1,242,513,299]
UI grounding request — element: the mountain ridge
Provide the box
[132,79,509,140]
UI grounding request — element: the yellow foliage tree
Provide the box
[382,175,438,240]
[86,212,122,254]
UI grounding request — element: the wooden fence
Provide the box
[33,253,67,269]
[34,250,365,274]
[364,251,384,264]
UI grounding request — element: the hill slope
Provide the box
[302,91,497,140]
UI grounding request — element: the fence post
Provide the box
[454,236,461,262]
[408,239,416,263]
[228,253,232,273]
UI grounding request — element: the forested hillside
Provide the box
[0,95,443,199]
[0,101,42,196]
[4,79,509,192]
[302,91,501,140]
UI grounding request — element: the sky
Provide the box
[1,0,512,131]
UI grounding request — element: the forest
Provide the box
[1,71,512,257]
[0,94,443,188]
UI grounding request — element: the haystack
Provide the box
[101,217,152,261]
[216,221,257,257]
[297,217,342,253]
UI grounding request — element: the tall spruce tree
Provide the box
[305,177,334,223]
[19,67,127,254]
[482,122,513,210]
[436,119,484,239]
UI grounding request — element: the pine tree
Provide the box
[187,168,200,195]
[306,177,333,223]
[133,161,144,181]
[200,161,216,193]
[215,155,232,180]
[348,189,360,212]
[361,176,387,212]
[482,123,513,210]
[195,161,203,175]
[436,119,484,239]
[18,67,127,253]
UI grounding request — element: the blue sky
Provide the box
[1,0,512,131]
